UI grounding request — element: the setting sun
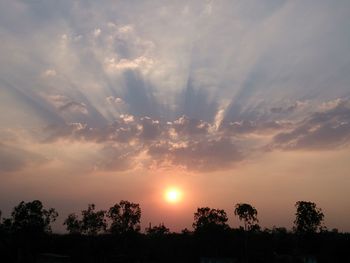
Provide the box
[165,188,182,203]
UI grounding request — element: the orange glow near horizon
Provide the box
[164,187,182,204]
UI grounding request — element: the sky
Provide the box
[0,0,350,233]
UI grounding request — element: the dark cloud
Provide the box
[139,116,162,141]
[271,99,350,150]
[42,113,245,172]
[148,137,242,172]
[43,114,165,145]
[219,119,292,136]
[43,117,140,144]
[269,101,308,115]
[6,98,350,174]
[58,101,88,115]
[172,115,210,136]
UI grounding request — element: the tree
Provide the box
[80,204,107,235]
[63,213,82,234]
[145,223,170,236]
[192,207,229,232]
[107,200,141,234]
[234,203,259,231]
[5,200,58,234]
[234,203,259,263]
[294,201,324,233]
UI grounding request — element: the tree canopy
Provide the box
[146,223,170,236]
[234,203,259,231]
[3,200,58,234]
[63,213,82,234]
[80,204,107,235]
[107,200,141,234]
[193,207,229,232]
[294,201,324,233]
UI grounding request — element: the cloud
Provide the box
[43,115,160,144]
[105,56,154,72]
[94,144,142,172]
[271,98,350,150]
[270,101,308,114]
[0,143,45,173]
[44,94,89,115]
[42,69,57,77]
[106,96,125,105]
[220,120,292,136]
[1,0,350,174]
[58,101,88,115]
[148,137,242,172]
[40,113,244,172]
[172,115,210,136]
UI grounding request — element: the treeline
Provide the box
[0,200,349,263]
[0,200,330,235]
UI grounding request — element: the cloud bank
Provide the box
[1,0,350,174]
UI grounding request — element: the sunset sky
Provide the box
[1,0,350,232]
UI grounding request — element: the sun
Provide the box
[165,188,182,203]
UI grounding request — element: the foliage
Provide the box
[63,213,82,234]
[294,201,324,233]
[3,200,58,234]
[146,223,170,236]
[107,200,141,234]
[80,204,107,235]
[192,207,229,232]
[234,203,259,231]
[1,199,349,263]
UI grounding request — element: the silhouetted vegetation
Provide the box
[2,200,58,235]
[234,203,259,231]
[193,207,229,232]
[107,200,141,235]
[234,203,260,263]
[64,204,107,235]
[0,200,349,263]
[294,201,325,233]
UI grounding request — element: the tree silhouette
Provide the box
[80,204,107,235]
[63,213,82,234]
[145,223,170,236]
[107,200,141,234]
[234,203,259,263]
[4,200,58,234]
[234,203,259,231]
[294,201,324,233]
[192,207,229,232]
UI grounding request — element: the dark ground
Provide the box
[0,229,349,263]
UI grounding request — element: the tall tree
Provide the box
[192,207,229,232]
[4,200,58,234]
[234,203,259,231]
[63,213,82,234]
[80,204,107,235]
[107,200,141,234]
[234,203,259,263]
[294,201,324,233]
